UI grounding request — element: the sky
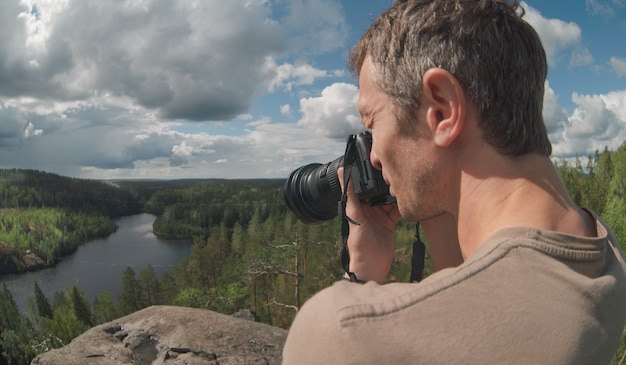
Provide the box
[0,0,625,180]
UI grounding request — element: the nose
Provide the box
[370,149,382,170]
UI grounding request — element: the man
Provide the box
[282,0,626,364]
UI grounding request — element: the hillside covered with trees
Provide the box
[0,169,143,274]
[0,142,625,364]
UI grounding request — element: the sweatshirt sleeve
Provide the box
[282,284,345,364]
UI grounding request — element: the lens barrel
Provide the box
[283,157,343,224]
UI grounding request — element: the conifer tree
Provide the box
[138,265,160,306]
[158,272,180,305]
[118,266,144,315]
[0,284,31,365]
[603,146,626,250]
[69,285,93,327]
[231,221,246,256]
[33,281,53,319]
[47,306,87,346]
[92,290,119,325]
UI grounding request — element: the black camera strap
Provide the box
[339,136,364,283]
[410,223,426,283]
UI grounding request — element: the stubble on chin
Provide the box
[399,169,444,222]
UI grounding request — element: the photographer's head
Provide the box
[349,0,551,157]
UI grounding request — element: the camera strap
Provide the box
[339,136,364,283]
[410,223,426,283]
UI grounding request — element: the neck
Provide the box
[455,153,594,259]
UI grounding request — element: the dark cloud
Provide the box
[0,0,288,121]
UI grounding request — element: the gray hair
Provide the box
[349,0,551,156]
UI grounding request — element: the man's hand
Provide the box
[339,167,400,283]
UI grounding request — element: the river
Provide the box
[1,213,191,310]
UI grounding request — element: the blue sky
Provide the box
[0,0,624,179]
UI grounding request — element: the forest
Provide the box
[0,169,143,274]
[0,142,625,365]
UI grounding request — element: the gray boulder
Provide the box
[31,305,288,365]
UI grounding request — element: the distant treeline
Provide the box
[556,144,626,252]
[115,178,289,238]
[0,169,143,217]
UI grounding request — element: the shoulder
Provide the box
[281,281,349,364]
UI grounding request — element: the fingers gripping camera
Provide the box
[283,131,395,224]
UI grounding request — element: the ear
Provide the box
[421,68,466,148]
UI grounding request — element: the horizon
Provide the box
[1,0,624,180]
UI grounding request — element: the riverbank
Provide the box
[2,214,192,311]
[0,209,118,276]
[0,241,48,275]
[0,229,116,276]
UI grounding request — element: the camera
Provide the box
[283,131,395,224]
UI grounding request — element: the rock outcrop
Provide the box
[0,241,48,274]
[31,306,288,365]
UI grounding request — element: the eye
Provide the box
[360,121,372,132]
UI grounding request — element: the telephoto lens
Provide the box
[283,157,343,224]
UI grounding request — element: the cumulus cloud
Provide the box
[298,83,362,140]
[543,81,570,135]
[0,103,46,149]
[551,90,626,158]
[522,2,593,68]
[0,0,349,122]
[2,0,620,180]
[280,104,292,116]
[0,0,353,178]
[268,61,335,92]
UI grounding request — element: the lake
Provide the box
[1,213,191,310]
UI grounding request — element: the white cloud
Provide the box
[298,83,362,140]
[23,122,43,138]
[1,0,350,122]
[543,81,569,135]
[0,0,352,178]
[551,89,626,158]
[280,104,292,116]
[268,62,335,92]
[11,1,622,180]
[522,2,592,68]
[610,57,626,77]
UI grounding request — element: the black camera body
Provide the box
[283,131,395,224]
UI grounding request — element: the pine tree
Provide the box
[92,290,119,325]
[69,285,93,327]
[138,265,160,306]
[0,284,30,365]
[47,306,88,346]
[172,288,209,308]
[158,272,180,305]
[118,266,144,315]
[33,281,53,319]
[603,146,626,250]
[231,221,246,256]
